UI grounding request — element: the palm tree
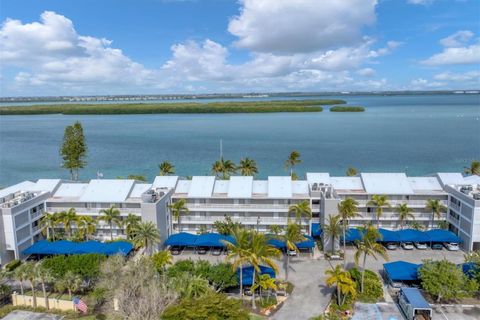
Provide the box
[238,158,258,176]
[124,213,141,239]
[396,203,415,230]
[14,264,28,303]
[224,228,251,300]
[323,215,342,255]
[173,273,211,299]
[168,199,189,231]
[367,195,391,228]
[159,161,175,176]
[131,221,161,256]
[211,158,236,179]
[325,265,357,306]
[268,225,283,236]
[410,221,424,231]
[285,151,301,177]
[61,208,78,239]
[346,167,358,177]
[338,198,360,268]
[99,205,121,241]
[40,213,57,240]
[151,250,173,273]
[247,232,281,310]
[77,216,97,240]
[288,200,312,232]
[23,262,37,307]
[464,160,480,176]
[354,225,389,292]
[35,262,53,309]
[426,199,446,229]
[251,274,277,302]
[56,271,82,300]
[281,223,305,280]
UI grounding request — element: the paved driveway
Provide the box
[2,310,61,320]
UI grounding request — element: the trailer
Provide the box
[398,288,432,320]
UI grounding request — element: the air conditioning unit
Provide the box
[473,193,480,200]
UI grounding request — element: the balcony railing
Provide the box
[185,203,291,210]
[46,207,141,215]
[357,200,448,207]
[178,215,308,224]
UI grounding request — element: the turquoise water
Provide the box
[0,94,479,186]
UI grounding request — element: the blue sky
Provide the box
[1,0,479,96]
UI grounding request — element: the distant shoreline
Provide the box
[0,99,345,115]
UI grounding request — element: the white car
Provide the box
[444,242,460,251]
[401,242,414,250]
[287,249,297,256]
[414,242,428,250]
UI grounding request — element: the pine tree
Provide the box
[60,121,87,180]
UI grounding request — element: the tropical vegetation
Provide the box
[322,215,342,255]
[211,158,237,179]
[238,157,259,176]
[426,199,446,229]
[396,203,415,229]
[337,198,360,266]
[285,151,301,178]
[464,160,480,176]
[168,199,189,231]
[330,106,365,112]
[367,195,391,228]
[60,121,87,181]
[159,161,175,176]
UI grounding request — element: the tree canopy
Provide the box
[60,121,87,181]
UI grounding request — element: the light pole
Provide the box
[256,216,261,232]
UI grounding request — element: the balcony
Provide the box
[357,199,448,207]
[46,207,141,215]
[178,215,308,225]
[185,203,291,212]
[30,210,44,221]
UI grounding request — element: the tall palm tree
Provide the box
[285,151,301,177]
[159,161,175,176]
[464,160,480,176]
[325,265,357,306]
[14,264,28,303]
[131,221,161,256]
[173,273,212,299]
[35,262,53,309]
[288,200,312,232]
[367,195,391,228]
[77,216,97,240]
[211,158,237,179]
[268,225,283,236]
[152,250,173,273]
[99,205,122,241]
[168,199,189,232]
[354,225,389,292]
[281,223,305,281]
[238,158,258,176]
[396,203,415,230]
[346,167,358,177]
[124,213,141,239]
[247,232,281,310]
[323,215,342,255]
[426,199,446,229]
[61,208,78,239]
[40,213,57,240]
[56,271,83,300]
[338,197,360,268]
[224,228,251,300]
[251,274,277,302]
[23,262,37,307]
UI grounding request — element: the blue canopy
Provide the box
[296,235,316,249]
[425,229,463,243]
[378,228,401,242]
[397,229,430,242]
[194,233,235,247]
[267,238,286,249]
[238,265,276,286]
[461,262,479,279]
[23,240,133,256]
[343,228,364,242]
[400,288,431,309]
[311,223,322,237]
[384,261,421,281]
[164,232,198,247]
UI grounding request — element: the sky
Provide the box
[0,0,479,96]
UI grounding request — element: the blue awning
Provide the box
[378,228,401,242]
[342,228,364,242]
[23,240,133,256]
[461,262,479,279]
[238,265,276,286]
[400,288,431,309]
[396,229,430,242]
[296,235,315,249]
[267,238,286,249]
[425,229,463,243]
[384,261,421,281]
[311,223,322,237]
[194,233,235,247]
[164,232,198,247]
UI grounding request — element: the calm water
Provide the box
[0,94,479,186]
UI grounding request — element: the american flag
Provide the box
[73,297,88,314]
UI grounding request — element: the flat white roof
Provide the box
[33,179,62,193]
[292,181,309,195]
[252,181,268,195]
[330,177,365,191]
[79,179,135,202]
[175,180,191,194]
[213,180,229,194]
[188,176,216,198]
[0,181,36,199]
[306,173,330,185]
[152,176,179,189]
[268,176,292,198]
[228,176,253,198]
[463,175,480,185]
[436,173,465,186]
[53,183,88,198]
[408,177,443,191]
[361,173,414,195]
[129,183,152,198]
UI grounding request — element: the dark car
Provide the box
[197,246,209,254]
[170,245,184,255]
[431,243,443,250]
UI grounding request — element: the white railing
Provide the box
[46,207,141,215]
[185,203,290,210]
[357,200,447,207]
[449,202,461,212]
[30,211,44,220]
[31,225,43,233]
[179,215,309,224]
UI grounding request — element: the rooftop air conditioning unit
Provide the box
[473,193,480,200]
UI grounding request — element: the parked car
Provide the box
[385,242,398,250]
[197,247,209,254]
[401,242,414,250]
[444,242,460,251]
[287,249,297,256]
[414,242,428,250]
[431,243,443,250]
[211,247,223,256]
[170,245,184,255]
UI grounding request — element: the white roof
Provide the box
[228,176,253,198]
[252,181,268,195]
[268,176,292,198]
[152,176,179,189]
[213,180,229,194]
[188,176,216,198]
[306,173,330,185]
[330,177,365,191]
[33,179,62,193]
[361,173,414,195]
[292,181,309,195]
[463,175,480,185]
[129,183,152,198]
[53,183,88,198]
[408,177,443,191]
[0,181,36,198]
[436,173,465,186]
[175,180,191,194]
[79,179,135,202]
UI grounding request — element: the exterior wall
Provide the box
[141,189,174,247]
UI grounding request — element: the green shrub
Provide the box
[258,296,277,308]
[42,254,106,279]
[5,259,21,271]
[349,267,383,302]
[330,106,365,112]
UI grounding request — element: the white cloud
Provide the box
[410,78,445,89]
[434,70,480,82]
[439,30,474,47]
[356,68,376,77]
[228,0,377,54]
